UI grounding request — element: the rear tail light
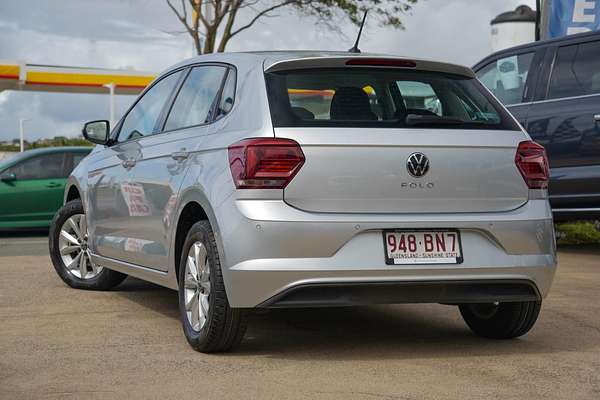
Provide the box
[228,138,305,189]
[515,141,549,189]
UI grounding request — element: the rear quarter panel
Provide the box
[165,57,276,284]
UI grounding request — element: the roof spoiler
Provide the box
[264,56,475,78]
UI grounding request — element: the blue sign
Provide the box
[546,0,600,38]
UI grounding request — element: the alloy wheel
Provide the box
[184,241,211,331]
[58,214,102,279]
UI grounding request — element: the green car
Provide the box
[0,147,92,229]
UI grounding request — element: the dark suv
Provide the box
[474,31,600,221]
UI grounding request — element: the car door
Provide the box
[475,50,541,126]
[120,64,229,271]
[88,69,185,263]
[524,40,600,211]
[0,152,68,226]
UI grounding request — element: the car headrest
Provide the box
[330,87,377,121]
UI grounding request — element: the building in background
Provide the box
[491,5,537,52]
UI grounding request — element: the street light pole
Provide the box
[536,0,542,41]
[103,82,116,128]
[19,118,30,152]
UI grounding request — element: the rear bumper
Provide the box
[258,280,541,308]
[217,198,557,308]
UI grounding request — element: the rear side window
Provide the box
[216,69,236,119]
[548,41,600,99]
[164,66,227,131]
[475,52,534,105]
[266,68,520,130]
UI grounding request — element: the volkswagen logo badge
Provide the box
[406,152,430,178]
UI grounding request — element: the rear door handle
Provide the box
[46,182,62,188]
[171,151,189,161]
[122,159,136,169]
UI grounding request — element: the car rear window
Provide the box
[265,68,520,130]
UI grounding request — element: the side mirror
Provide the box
[83,120,110,145]
[0,171,16,182]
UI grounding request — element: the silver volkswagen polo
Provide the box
[49,52,557,353]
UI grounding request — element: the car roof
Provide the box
[474,30,600,69]
[164,50,475,78]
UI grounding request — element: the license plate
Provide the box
[383,230,463,265]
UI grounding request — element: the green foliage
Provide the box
[556,221,600,245]
[0,136,92,152]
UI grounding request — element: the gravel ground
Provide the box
[0,245,599,400]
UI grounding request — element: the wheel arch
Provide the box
[65,184,81,203]
[174,202,208,282]
[63,176,86,208]
[171,190,223,286]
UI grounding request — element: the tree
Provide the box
[166,0,418,55]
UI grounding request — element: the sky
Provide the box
[0,0,535,142]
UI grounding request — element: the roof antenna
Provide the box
[348,10,368,53]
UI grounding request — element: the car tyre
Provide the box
[49,199,127,290]
[178,220,248,353]
[459,300,541,339]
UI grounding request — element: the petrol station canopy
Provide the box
[0,61,155,95]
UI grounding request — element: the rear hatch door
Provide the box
[277,127,528,213]
[264,56,529,214]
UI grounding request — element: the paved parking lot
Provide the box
[0,232,49,257]
[0,237,599,399]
